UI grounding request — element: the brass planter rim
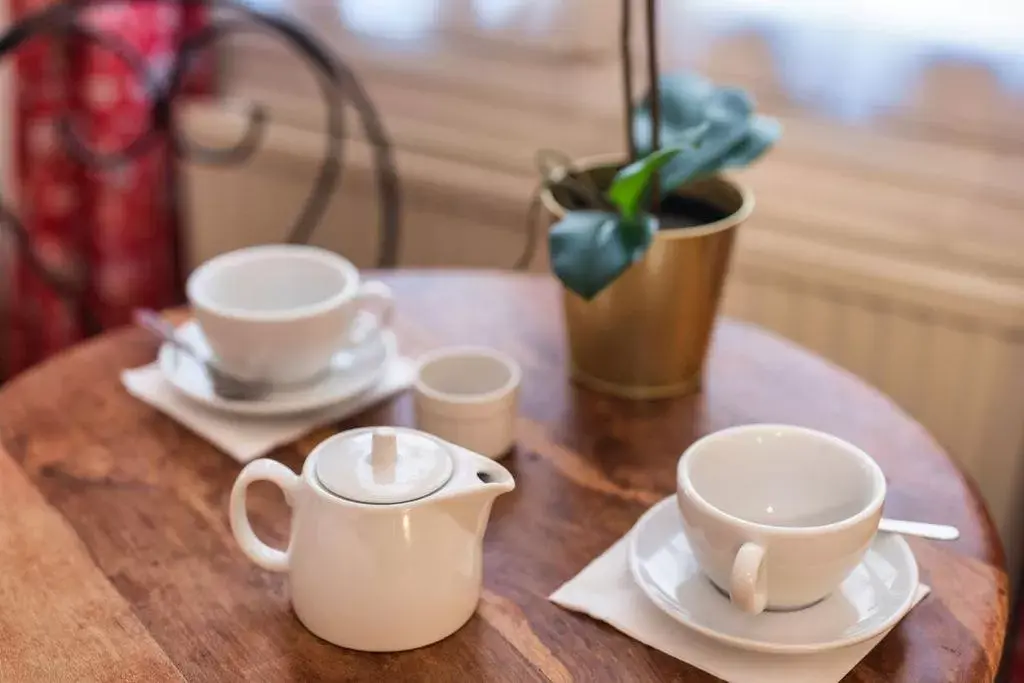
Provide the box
[539,153,755,240]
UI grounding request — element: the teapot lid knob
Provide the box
[371,429,399,470]
[314,427,454,504]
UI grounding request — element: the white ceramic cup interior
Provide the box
[677,424,886,614]
[413,347,521,460]
[187,245,357,318]
[186,245,392,384]
[683,427,883,529]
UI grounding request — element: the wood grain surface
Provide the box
[0,272,1008,682]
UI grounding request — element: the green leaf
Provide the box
[707,87,753,121]
[681,115,784,185]
[656,122,749,194]
[632,115,706,167]
[548,211,658,300]
[717,115,782,170]
[606,148,681,220]
[648,73,716,129]
[631,73,781,197]
[633,73,717,153]
[649,88,760,196]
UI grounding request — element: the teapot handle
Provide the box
[229,459,300,572]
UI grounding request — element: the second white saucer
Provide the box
[159,319,395,417]
[628,497,920,654]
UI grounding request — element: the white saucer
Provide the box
[628,497,920,654]
[158,319,395,417]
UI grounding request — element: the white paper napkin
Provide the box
[121,358,416,463]
[550,533,930,683]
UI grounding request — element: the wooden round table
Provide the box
[0,272,1008,682]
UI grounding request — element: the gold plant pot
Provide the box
[541,157,754,400]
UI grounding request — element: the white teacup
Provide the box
[413,347,521,460]
[676,424,886,615]
[186,245,393,385]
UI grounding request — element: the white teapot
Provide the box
[229,426,515,652]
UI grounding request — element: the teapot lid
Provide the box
[314,427,454,504]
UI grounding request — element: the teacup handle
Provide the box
[229,459,300,572]
[730,542,767,615]
[353,281,394,331]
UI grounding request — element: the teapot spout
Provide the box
[439,448,516,503]
[473,459,516,496]
[431,449,515,546]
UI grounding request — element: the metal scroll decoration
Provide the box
[0,0,401,337]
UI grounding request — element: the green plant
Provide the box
[543,3,780,301]
[633,74,781,199]
[549,148,679,300]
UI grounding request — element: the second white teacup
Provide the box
[187,245,393,385]
[676,424,886,615]
[413,347,521,460]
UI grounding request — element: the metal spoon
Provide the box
[133,309,272,401]
[879,518,960,541]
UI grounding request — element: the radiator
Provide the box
[183,102,1024,577]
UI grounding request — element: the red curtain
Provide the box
[7,0,211,374]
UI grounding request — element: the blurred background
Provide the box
[2,0,1023,674]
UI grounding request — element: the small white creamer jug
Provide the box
[229,426,515,652]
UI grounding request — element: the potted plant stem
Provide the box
[539,0,780,400]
